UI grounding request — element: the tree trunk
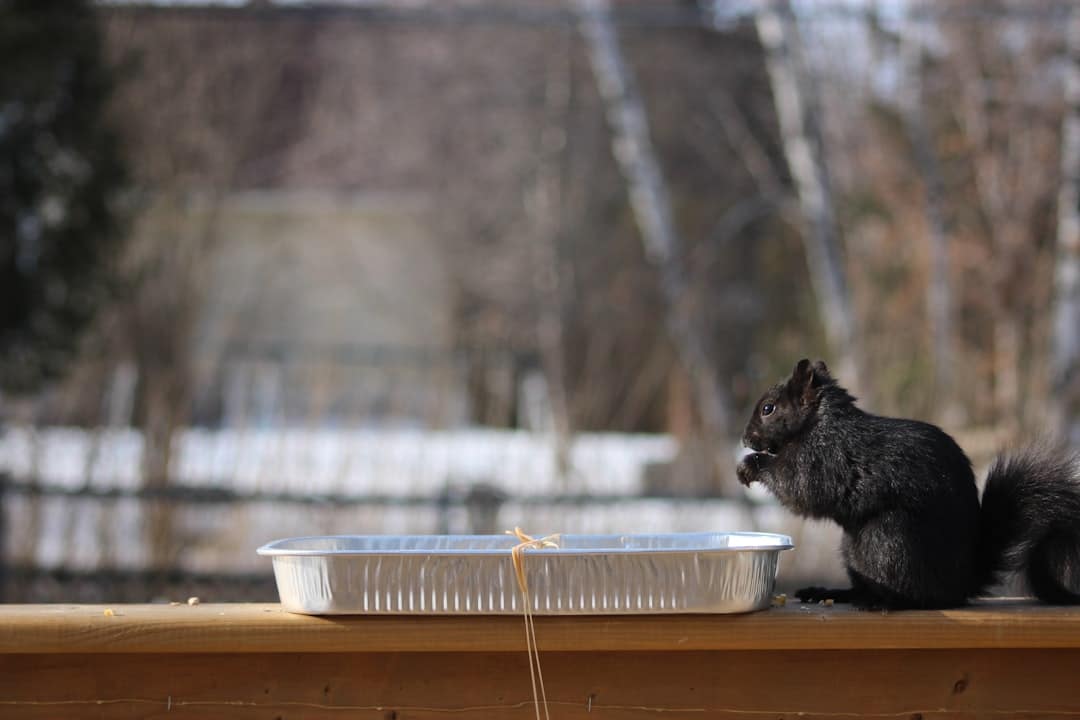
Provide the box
[572,0,733,451]
[956,53,1025,432]
[142,370,180,571]
[530,40,574,486]
[755,0,859,389]
[1053,9,1080,441]
[131,194,222,578]
[899,23,959,422]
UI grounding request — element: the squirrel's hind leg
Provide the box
[794,586,856,604]
[796,580,889,608]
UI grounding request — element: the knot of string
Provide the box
[507,527,561,720]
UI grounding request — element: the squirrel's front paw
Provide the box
[736,457,755,486]
[737,453,768,486]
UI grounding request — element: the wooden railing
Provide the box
[1,601,1079,718]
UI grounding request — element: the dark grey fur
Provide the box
[738,359,1080,609]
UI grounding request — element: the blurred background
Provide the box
[1,0,1078,602]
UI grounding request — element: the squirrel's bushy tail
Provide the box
[977,448,1080,603]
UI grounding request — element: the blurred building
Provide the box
[87,1,781,433]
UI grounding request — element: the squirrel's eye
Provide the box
[761,403,775,417]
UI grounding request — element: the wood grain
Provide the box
[4,603,1080,719]
[2,601,1080,654]
[2,648,1080,719]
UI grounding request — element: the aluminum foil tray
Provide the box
[258,532,792,615]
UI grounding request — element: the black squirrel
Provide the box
[737,358,1080,609]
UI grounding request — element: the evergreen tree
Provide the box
[0,0,127,393]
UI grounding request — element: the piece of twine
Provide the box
[507,527,561,720]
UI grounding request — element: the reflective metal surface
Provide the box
[258,532,793,615]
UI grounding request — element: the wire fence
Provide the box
[98,2,1080,27]
[2,470,841,603]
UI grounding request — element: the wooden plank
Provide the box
[1,649,1080,719]
[3,602,1080,654]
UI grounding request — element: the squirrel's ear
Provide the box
[792,358,811,382]
[810,360,831,385]
[791,358,827,405]
[800,361,830,403]
[789,359,813,399]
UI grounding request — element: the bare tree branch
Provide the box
[572,0,733,443]
[755,0,859,388]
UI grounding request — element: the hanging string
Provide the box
[507,527,561,720]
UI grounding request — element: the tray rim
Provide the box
[257,531,794,558]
